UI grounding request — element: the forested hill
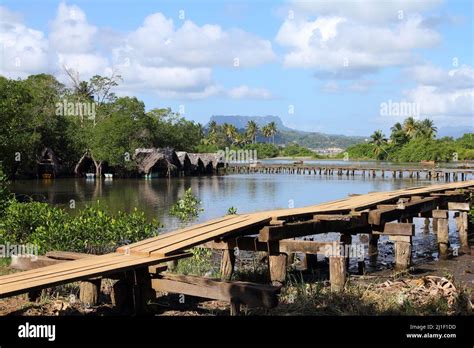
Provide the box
[208,115,365,148]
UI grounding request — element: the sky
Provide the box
[0,0,473,136]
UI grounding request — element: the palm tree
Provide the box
[417,118,437,139]
[390,122,408,145]
[207,120,219,144]
[369,130,388,159]
[223,123,238,145]
[403,117,419,138]
[262,125,272,143]
[246,120,259,144]
[267,121,277,144]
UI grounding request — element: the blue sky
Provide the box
[1,0,473,136]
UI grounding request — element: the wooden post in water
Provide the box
[437,217,449,259]
[368,234,379,265]
[456,212,469,254]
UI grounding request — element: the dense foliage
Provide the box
[345,118,473,162]
[169,188,203,223]
[0,74,203,178]
[0,200,159,254]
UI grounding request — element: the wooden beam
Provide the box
[432,209,448,219]
[369,197,438,226]
[448,202,470,211]
[152,273,280,309]
[259,216,366,242]
[373,223,414,236]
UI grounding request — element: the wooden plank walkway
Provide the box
[0,180,473,299]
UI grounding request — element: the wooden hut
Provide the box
[135,147,180,178]
[187,153,206,174]
[176,151,192,175]
[37,147,60,179]
[74,151,101,178]
[198,153,225,174]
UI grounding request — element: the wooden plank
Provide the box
[432,209,448,219]
[152,273,280,308]
[378,223,414,236]
[448,202,470,211]
[45,251,94,260]
[259,216,366,242]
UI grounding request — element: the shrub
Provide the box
[0,201,159,254]
[169,188,203,223]
[0,166,11,215]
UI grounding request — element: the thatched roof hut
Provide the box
[187,153,205,174]
[37,147,60,178]
[195,153,225,174]
[135,147,180,177]
[176,151,192,174]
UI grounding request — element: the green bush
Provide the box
[169,188,203,223]
[242,143,279,159]
[280,143,315,157]
[0,166,11,215]
[0,201,159,254]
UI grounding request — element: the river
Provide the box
[10,174,463,271]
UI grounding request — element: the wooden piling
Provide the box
[269,253,287,285]
[437,218,449,259]
[220,249,236,281]
[456,212,469,254]
[390,236,412,270]
[329,256,346,292]
[79,278,102,306]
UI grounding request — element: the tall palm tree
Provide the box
[262,125,272,143]
[207,120,219,144]
[246,120,259,144]
[403,117,419,138]
[223,123,238,145]
[369,130,388,159]
[417,118,437,139]
[390,122,408,145]
[267,121,277,144]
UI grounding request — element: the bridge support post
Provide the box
[390,235,412,271]
[329,256,346,292]
[268,252,287,285]
[302,253,318,270]
[368,234,379,265]
[79,278,102,306]
[220,249,236,281]
[437,218,449,259]
[456,212,469,254]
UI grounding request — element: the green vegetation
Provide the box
[0,200,159,254]
[0,74,203,178]
[169,188,203,223]
[346,117,473,162]
[280,143,316,157]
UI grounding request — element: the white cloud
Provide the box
[49,3,97,54]
[286,0,442,24]
[404,64,474,126]
[276,15,440,77]
[227,85,272,99]
[0,6,49,78]
[1,4,275,100]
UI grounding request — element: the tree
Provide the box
[390,122,409,146]
[369,130,388,159]
[403,117,419,139]
[416,118,437,139]
[267,121,277,144]
[222,123,238,145]
[245,120,259,144]
[262,125,272,143]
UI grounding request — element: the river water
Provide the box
[10,173,463,270]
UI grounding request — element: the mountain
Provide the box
[437,126,474,139]
[210,115,292,131]
[208,115,365,149]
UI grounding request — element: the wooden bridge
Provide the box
[228,163,474,181]
[1,180,473,314]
